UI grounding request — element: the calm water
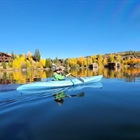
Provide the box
[0,76,140,140]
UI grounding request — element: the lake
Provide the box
[0,69,140,140]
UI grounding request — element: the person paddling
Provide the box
[53,67,71,81]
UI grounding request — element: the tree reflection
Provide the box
[0,67,140,84]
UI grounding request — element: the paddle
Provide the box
[52,63,84,83]
[69,92,85,97]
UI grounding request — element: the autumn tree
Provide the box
[108,54,115,62]
[27,51,32,61]
[91,54,97,63]
[20,54,27,69]
[66,58,77,67]
[77,57,86,67]
[103,57,108,66]
[97,54,103,66]
[87,57,92,65]
[12,55,26,69]
[115,54,121,62]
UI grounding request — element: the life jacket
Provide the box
[54,92,65,100]
[53,73,65,81]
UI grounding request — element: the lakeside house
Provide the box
[88,63,98,69]
[0,52,11,62]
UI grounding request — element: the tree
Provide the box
[87,57,92,65]
[115,54,121,62]
[8,61,13,68]
[2,62,6,69]
[34,49,41,61]
[27,51,32,61]
[45,58,52,68]
[97,54,103,66]
[77,57,86,67]
[11,51,16,59]
[53,57,59,66]
[66,58,77,67]
[108,54,114,62]
[92,54,97,63]
[103,57,108,66]
[65,59,69,67]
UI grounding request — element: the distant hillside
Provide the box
[103,51,140,59]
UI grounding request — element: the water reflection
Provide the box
[0,84,20,92]
[53,91,84,106]
[0,67,140,84]
[0,121,33,140]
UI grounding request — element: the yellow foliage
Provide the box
[103,57,108,65]
[91,55,97,62]
[87,57,92,64]
[67,58,77,67]
[77,57,86,66]
[41,71,46,78]
[40,59,46,67]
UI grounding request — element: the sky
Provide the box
[0,0,140,59]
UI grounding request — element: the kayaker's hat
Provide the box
[54,67,62,72]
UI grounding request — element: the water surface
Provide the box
[0,77,140,140]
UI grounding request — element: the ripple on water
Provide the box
[0,84,55,112]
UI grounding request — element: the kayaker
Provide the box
[53,68,71,81]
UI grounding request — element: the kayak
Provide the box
[17,81,102,94]
[17,75,103,93]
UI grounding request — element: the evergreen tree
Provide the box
[34,49,41,61]
[11,51,16,59]
[45,58,52,68]
[54,57,59,64]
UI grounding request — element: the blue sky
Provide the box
[0,0,140,59]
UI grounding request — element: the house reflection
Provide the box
[0,79,13,85]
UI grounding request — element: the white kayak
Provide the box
[17,75,103,93]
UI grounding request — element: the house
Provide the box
[107,62,121,69]
[88,62,98,69]
[0,52,11,62]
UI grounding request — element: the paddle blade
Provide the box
[76,92,84,97]
[70,92,85,97]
